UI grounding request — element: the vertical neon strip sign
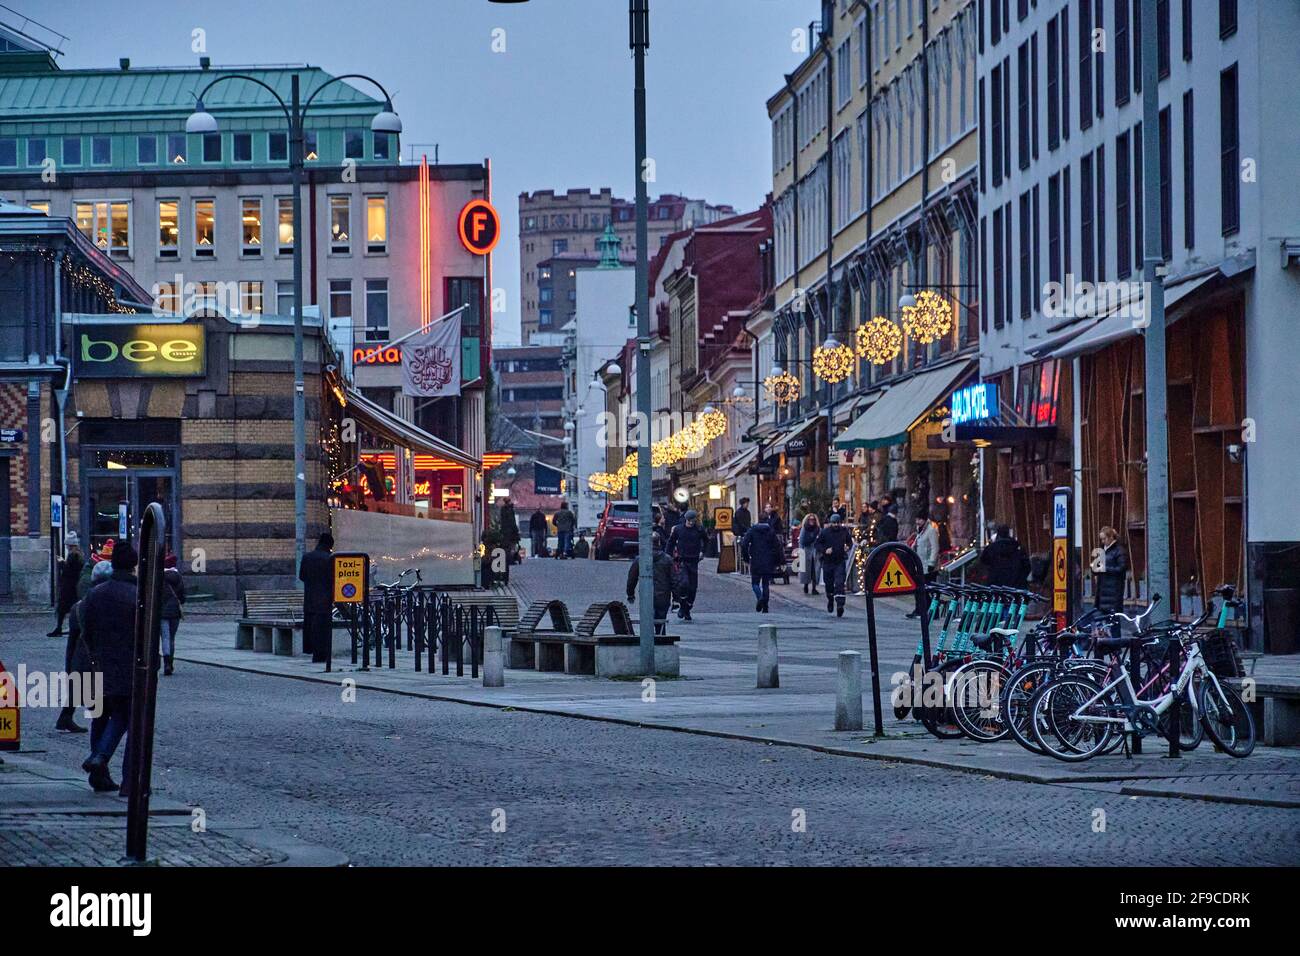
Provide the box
[419,155,431,330]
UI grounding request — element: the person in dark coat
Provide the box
[160,553,186,675]
[499,500,520,564]
[732,498,753,537]
[627,533,674,634]
[48,534,85,637]
[814,513,855,617]
[79,541,141,793]
[552,501,577,559]
[667,510,706,621]
[980,524,1031,588]
[1092,526,1129,613]
[875,499,899,544]
[741,519,784,613]
[56,559,112,734]
[798,513,822,595]
[528,508,549,558]
[299,532,334,663]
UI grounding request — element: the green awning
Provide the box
[834,360,974,450]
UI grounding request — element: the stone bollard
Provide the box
[835,650,863,731]
[757,624,780,688]
[483,625,505,688]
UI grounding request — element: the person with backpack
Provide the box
[741,516,785,613]
[626,532,674,634]
[980,524,1031,588]
[160,552,186,676]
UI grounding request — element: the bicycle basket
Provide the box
[1199,629,1245,679]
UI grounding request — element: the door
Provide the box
[0,457,10,601]
[84,468,179,556]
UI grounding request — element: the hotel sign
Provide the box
[77,324,205,378]
[950,383,998,426]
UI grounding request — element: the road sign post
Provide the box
[125,502,166,863]
[1052,487,1075,631]
[860,542,930,737]
[332,553,369,674]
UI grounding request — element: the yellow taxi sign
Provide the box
[872,552,917,595]
[1053,539,1068,612]
[333,553,369,603]
[0,658,19,751]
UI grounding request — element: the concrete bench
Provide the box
[509,599,574,671]
[1230,677,1300,747]
[236,590,303,656]
[566,601,680,677]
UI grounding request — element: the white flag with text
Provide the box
[400,314,461,398]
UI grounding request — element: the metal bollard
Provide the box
[835,650,863,731]
[483,625,505,687]
[757,624,780,689]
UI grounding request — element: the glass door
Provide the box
[82,447,179,557]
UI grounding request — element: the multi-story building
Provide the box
[766,0,981,544]
[518,188,734,343]
[975,0,1300,650]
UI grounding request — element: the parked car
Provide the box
[594,500,641,560]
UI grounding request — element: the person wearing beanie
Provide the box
[49,532,84,637]
[667,509,706,621]
[814,513,854,617]
[160,552,186,676]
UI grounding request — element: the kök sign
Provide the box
[77,324,206,378]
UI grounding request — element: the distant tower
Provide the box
[596,224,623,269]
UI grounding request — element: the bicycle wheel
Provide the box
[1198,679,1255,757]
[951,660,1010,741]
[918,660,965,739]
[1156,680,1204,751]
[894,654,921,719]
[1001,661,1055,754]
[1030,676,1118,762]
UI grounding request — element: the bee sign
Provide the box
[332,553,369,603]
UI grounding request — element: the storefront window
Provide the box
[241,197,262,255]
[1016,359,1062,427]
[193,199,215,256]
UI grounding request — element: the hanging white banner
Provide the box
[400,313,462,398]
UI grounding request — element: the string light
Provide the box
[902,289,953,345]
[588,409,730,491]
[855,315,904,365]
[812,339,854,384]
[764,369,800,405]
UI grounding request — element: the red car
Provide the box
[593,500,641,560]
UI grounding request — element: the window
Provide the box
[92,136,111,165]
[1181,0,1192,60]
[1158,106,1172,260]
[1220,65,1238,235]
[539,287,553,304]
[1063,165,1072,277]
[152,281,180,317]
[1133,0,1142,94]
[1079,1,1093,131]
[26,138,45,166]
[446,277,483,335]
[268,131,287,162]
[992,206,1004,329]
[1219,0,1236,39]
[167,133,187,164]
[329,279,352,323]
[202,133,221,162]
[158,200,179,259]
[1096,144,1106,281]
[137,135,157,164]
[241,198,262,255]
[28,201,49,215]
[1048,173,1061,284]
[1116,131,1131,279]
[1030,33,1039,160]
[374,131,391,161]
[1080,153,1095,281]
[345,129,365,160]
[990,64,1004,186]
[1115,0,1130,107]
[1156,0,1170,79]
[1094,0,1105,118]
[552,239,568,255]
[238,280,263,316]
[1046,18,1060,150]
[836,38,852,108]
[0,139,13,166]
[365,195,387,253]
[304,131,318,161]
[193,199,215,256]
[364,279,389,341]
[539,308,553,328]
[63,137,82,165]
[1017,42,1030,170]
[232,132,252,162]
[1132,123,1143,271]
[1182,91,1194,249]
[74,201,132,258]
[1019,192,1032,320]
[329,195,351,253]
[1060,15,1070,141]
[276,280,294,316]
[538,265,552,280]
[277,197,294,253]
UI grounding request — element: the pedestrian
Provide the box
[79,541,141,794]
[667,509,706,621]
[528,507,548,558]
[798,513,822,595]
[552,500,577,559]
[1092,525,1129,613]
[56,559,111,735]
[830,498,848,522]
[160,552,186,676]
[767,507,787,542]
[740,516,784,613]
[627,532,675,634]
[48,533,85,637]
[499,498,520,564]
[906,514,940,619]
[299,532,334,663]
[980,524,1031,588]
[875,497,899,544]
[814,513,854,617]
[572,532,591,559]
[732,497,753,537]
[661,501,682,533]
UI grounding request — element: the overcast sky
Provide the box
[29,0,810,344]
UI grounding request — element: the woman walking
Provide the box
[161,552,186,676]
[798,513,822,595]
[48,533,84,637]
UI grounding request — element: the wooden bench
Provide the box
[443,592,520,633]
[235,589,304,656]
[565,601,680,677]
[510,599,574,670]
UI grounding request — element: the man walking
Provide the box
[299,532,334,663]
[627,532,674,634]
[814,513,854,617]
[732,497,753,537]
[499,498,520,564]
[48,533,84,637]
[79,541,140,793]
[875,497,899,544]
[552,501,576,559]
[980,524,1031,588]
[740,516,783,613]
[528,508,549,558]
[907,514,940,619]
[667,509,706,621]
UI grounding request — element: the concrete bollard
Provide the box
[757,624,780,688]
[835,650,863,731]
[483,626,505,687]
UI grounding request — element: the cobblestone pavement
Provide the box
[4,611,1297,866]
[0,816,285,867]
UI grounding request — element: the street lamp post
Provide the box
[188,73,401,572]
[631,0,654,675]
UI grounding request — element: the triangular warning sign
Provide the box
[872,553,917,595]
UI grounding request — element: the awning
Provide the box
[834,360,975,450]
[834,390,878,426]
[719,445,760,481]
[1048,272,1218,361]
[768,417,819,456]
[343,386,480,470]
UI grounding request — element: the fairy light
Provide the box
[764,370,800,405]
[855,315,904,365]
[902,289,953,345]
[812,340,854,384]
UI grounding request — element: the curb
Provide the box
[176,652,1300,810]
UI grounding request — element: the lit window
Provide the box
[304,131,318,161]
[28,201,50,215]
[345,129,365,159]
[241,198,262,255]
[232,133,252,162]
[329,195,350,253]
[364,278,388,341]
[268,131,287,162]
[152,281,180,315]
[167,134,187,164]
[74,201,132,258]
[365,195,387,253]
[137,135,157,164]
[277,197,294,253]
[91,136,111,165]
[193,199,215,256]
[158,200,179,258]
[63,137,82,165]
[239,280,263,315]
[26,138,45,166]
[202,133,221,162]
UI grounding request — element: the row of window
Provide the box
[53,194,388,260]
[987,0,1235,55]
[0,129,393,169]
[521,212,612,231]
[150,276,391,334]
